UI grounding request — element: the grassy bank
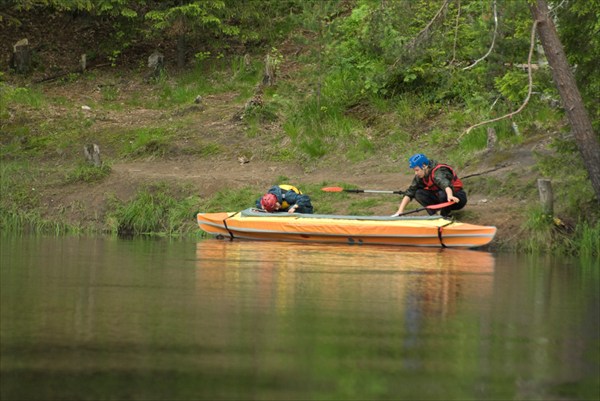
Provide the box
[1,154,598,258]
[1,37,598,257]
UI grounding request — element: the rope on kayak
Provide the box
[223,212,240,241]
[437,220,454,248]
[437,227,446,248]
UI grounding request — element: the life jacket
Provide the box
[277,184,302,209]
[422,164,463,192]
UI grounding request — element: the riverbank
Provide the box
[0,89,591,255]
[1,19,598,255]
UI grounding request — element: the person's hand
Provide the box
[448,196,459,204]
[288,205,299,213]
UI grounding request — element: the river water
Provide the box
[1,236,598,400]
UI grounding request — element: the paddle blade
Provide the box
[321,187,345,192]
[425,201,455,210]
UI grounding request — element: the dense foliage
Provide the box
[3,0,598,120]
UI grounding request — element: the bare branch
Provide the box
[458,20,538,141]
[463,0,498,70]
[391,0,451,68]
[549,0,568,15]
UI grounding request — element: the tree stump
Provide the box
[147,51,165,81]
[84,144,102,167]
[511,121,521,136]
[12,39,31,74]
[262,54,276,86]
[80,54,87,72]
[537,179,553,215]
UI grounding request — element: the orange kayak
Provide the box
[197,209,496,248]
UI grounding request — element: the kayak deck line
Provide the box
[240,208,448,221]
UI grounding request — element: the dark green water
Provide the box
[1,236,598,400]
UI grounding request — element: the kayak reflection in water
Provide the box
[392,153,468,218]
[256,184,314,214]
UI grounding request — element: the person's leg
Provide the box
[440,189,468,217]
[452,190,467,211]
[414,189,440,215]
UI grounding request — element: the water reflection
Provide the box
[1,236,597,401]
[195,239,495,320]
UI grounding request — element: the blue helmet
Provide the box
[408,153,429,169]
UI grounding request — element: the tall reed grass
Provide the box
[106,183,200,236]
[0,208,81,235]
[520,207,600,257]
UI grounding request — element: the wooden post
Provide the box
[486,127,497,150]
[537,178,553,215]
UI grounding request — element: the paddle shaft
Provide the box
[344,189,405,195]
[394,201,455,217]
[322,187,405,195]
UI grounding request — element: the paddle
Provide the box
[393,201,455,217]
[322,186,405,195]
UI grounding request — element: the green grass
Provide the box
[347,198,382,216]
[0,208,82,235]
[519,207,600,257]
[0,161,41,210]
[100,85,119,101]
[151,57,263,109]
[346,135,375,162]
[106,182,200,236]
[1,85,45,110]
[520,207,556,253]
[0,161,86,235]
[121,127,173,158]
[198,186,260,213]
[65,163,112,184]
[574,221,600,259]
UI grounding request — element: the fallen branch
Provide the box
[458,20,538,141]
[34,63,111,84]
[462,163,511,179]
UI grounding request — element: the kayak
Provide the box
[197,208,497,248]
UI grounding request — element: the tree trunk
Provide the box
[530,0,600,201]
[177,34,186,69]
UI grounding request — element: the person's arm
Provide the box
[391,178,417,216]
[287,193,313,213]
[392,195,412,216]
[444,187,459,204]
[435,169,459,204]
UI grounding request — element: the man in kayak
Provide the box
[257,184,314,214]
[391,153,467,218]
